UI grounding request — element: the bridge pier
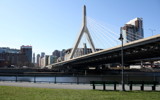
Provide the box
[85,70,87,75]
[141,61,143,68]
[150,61,154,67]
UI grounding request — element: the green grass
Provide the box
[0,86,160,100]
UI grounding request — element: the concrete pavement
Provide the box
[0,81,160,91]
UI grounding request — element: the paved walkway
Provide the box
[0,81,160,91]
[0,81,91,90]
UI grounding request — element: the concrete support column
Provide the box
[141,61,143,68]
[85,70,87,75]
[150,61,154,67]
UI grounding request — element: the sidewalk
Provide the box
[0,81,91,90]
[0,81,160,91]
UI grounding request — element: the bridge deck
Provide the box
[51,34,160,68]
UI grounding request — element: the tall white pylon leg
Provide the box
[69,5,96,59]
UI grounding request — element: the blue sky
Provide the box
[0,0,160,55]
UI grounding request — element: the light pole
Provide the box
[119,32,125,91]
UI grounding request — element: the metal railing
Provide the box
[0,74,160,84]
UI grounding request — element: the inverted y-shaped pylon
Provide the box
[69,5,96,59]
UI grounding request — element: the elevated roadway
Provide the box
[51,34,160,69]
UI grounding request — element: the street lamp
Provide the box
[119,32,125,91]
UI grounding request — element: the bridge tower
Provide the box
[69,5,96,59]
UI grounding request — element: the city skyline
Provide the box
[0,0,160,55]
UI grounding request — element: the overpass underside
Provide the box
[52,35,160,71]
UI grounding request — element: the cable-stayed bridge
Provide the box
[49,5,160,70]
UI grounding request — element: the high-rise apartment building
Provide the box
[121,18,144,44]
[20,45,32,63]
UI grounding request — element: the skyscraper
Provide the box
[39,52,45,67]
[32,53,35,64]
[20,45,32,63]
[48,55,54,65]
[40,55,49,68]
[60,49,65,57]
[41,52,45,58]
[52,50,60,58]
[36,54,40,67]
[121,18,144,44]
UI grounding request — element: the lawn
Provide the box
[0,86,160,100]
